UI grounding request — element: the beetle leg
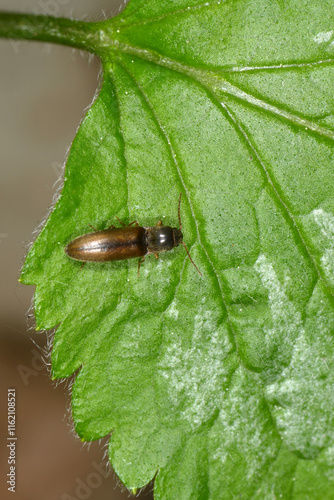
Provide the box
[107,224,116,230]
[115,216,126,226]
[156,220,163,227]
[89,224,98,232]
[115,216,139,227]
[137,256,145,277]
[154,253,159,260]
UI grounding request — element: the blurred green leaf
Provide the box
[20,0,334,498]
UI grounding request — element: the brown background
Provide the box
[0,1,154,499]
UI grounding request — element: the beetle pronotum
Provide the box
[65,194,202,277]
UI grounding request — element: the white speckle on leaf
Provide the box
[254,254,304,372]
[313,30,333,43]
[321,249,334,276]
[265,285,334,458]
[212,369,278,481]
[266,329,334,457]
[158,307,233,429]
[166,300,179,320]
[313,208,334,239]
[312,208,334,277]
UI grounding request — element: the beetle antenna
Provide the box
[182,242,203,277]
[178,193,182,230]
[178,193,202,276]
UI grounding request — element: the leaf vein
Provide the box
[222,59,334,73]
[219,101,332,295]
[114,43,334,141]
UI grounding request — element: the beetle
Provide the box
[65,194,202,277]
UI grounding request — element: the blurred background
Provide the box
[0,1,154,499]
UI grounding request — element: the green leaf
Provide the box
[20,0,334,498]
